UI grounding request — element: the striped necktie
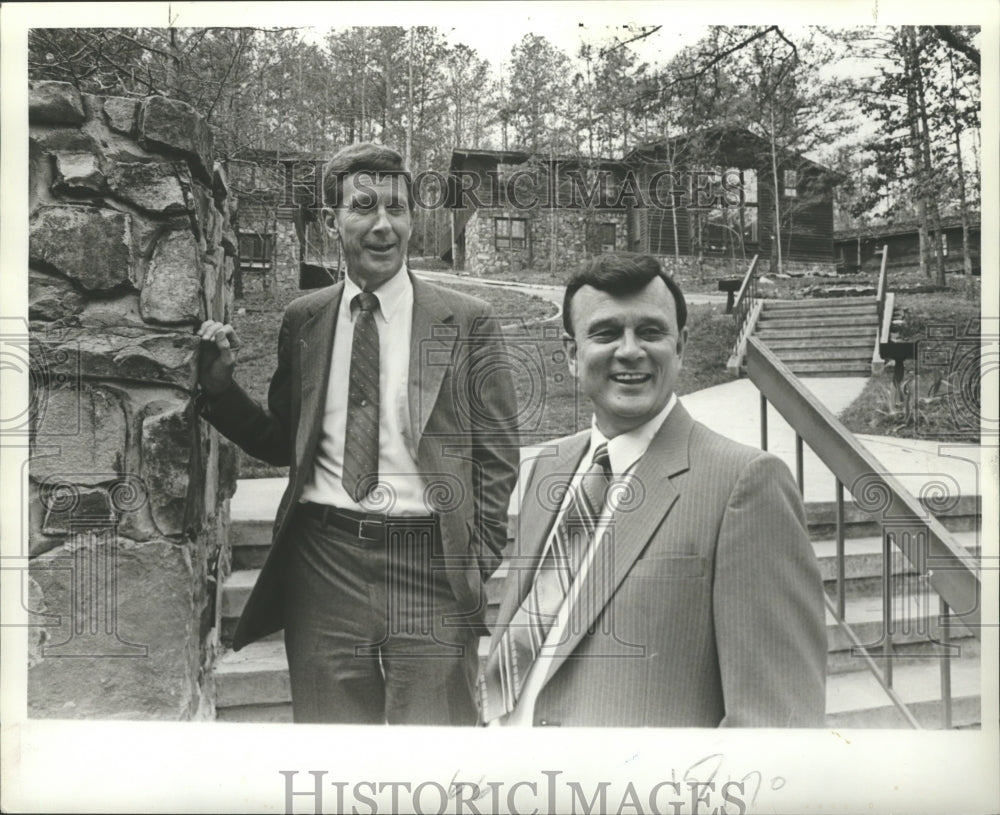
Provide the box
[342,291,380,503]
[479,442,611,722]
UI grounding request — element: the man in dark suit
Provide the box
[479,253,826,727]
[197,143,519,724]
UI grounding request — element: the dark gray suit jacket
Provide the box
[490,403,827,727]
[201,274,520,650]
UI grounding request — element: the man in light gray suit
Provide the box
[479,253,826,727]
[198,143,519,725]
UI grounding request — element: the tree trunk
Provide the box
[911,29,946,286]
[947,50,974,276]
[901,27,929,279]
[769,106,783,276]
[405,28,413,169]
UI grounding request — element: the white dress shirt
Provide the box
[498,393,678,725]
[300,266,428,515]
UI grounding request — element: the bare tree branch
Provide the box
[932,26,980,72]
[599,25,663,57]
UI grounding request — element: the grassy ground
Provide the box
[230,282,736,477]
[838,276,982,443]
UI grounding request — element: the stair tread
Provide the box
[215,638,287,674]
[811,530,981,558]
[825,658,980,713]
[823,588,976,628]
[763,298,876,308]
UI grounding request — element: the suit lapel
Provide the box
[493,435,589,633]
[408,275,456,446]
[294,284,342,465]
[544,404,696,676]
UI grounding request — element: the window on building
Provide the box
[941,232,949,256]
[237,231,274,274]
[495,217,528,251]
[784,168,799,199]
[701,167,758,251]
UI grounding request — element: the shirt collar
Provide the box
[342,265,410,323]
[588,393,678,476]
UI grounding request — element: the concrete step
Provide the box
[812,531,980,584]
[214,639,291,708]
[824,587,976,653]
[757,316,877,330]
[772,349,873,363]
[825,658,981,728]
[784,362,874,376]
[826,631,981,675]
[762,298,876,311]
[230,519,272,569]
[763,336,875,350]
[756,326,878,340]
[804,496,980,539]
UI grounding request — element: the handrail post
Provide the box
[939,595,953,728]
[795,433,804,496]
[760,393,768,451]
[836,479,846,620]
[883,529,894,688]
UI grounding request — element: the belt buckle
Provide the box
[357,517,383,541]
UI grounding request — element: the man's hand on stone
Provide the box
[197,320,240,395]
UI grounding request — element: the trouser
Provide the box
[281,507,480,724]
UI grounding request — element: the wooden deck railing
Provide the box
[747,336,981,728]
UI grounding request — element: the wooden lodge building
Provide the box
[834,215,981,276]
[443,126,845,279]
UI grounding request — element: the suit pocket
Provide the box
[628,554,707,579]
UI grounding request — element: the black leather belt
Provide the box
[298,502,436,542]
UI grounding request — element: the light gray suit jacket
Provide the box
[201,274,520,650]
[489,403,826,727]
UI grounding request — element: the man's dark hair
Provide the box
[562,253,688,335]
[322,142,414,211]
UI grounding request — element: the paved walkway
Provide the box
[231,375,983,521]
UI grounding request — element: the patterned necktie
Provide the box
[479,442,611,722]
[342,291,380,503]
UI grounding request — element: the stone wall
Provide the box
[463,208,627,278]
[461,205,834,281]
[27,81,237,719]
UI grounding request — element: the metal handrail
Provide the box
[747,337,981,630]
[748,335,980,727]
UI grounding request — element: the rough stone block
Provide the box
[29,268,85,322]
[217,435,239,501]
[34,326,200,389]
[40,485,115,535]
[30,126,101,157]
[109,161,189,214]
[29,138,55,213]
[138,96,213,183]
[31,385,127,485]
[29,81,85,125]
[29,205,136,293]
[53,152,107,195]
[140,230,203,324]
[28,536,202,719]
[104,96,139,136]
[142,403,192,535]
